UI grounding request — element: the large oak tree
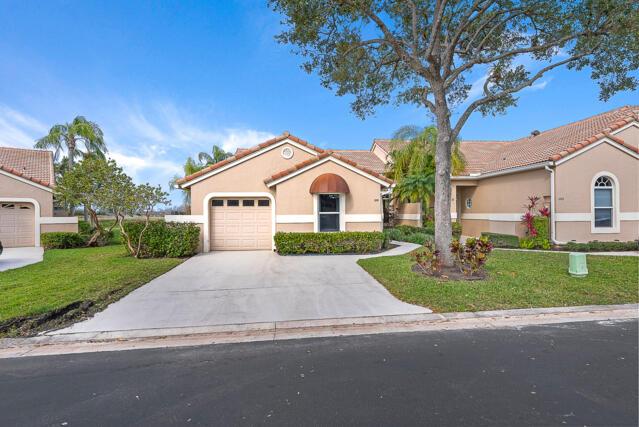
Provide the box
[270,0,639,265]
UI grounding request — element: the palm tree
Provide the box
[35,116,107,171]
[169,157,204,213]
[387,125,465,210]
[198,145,231,166]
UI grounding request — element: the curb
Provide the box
[1,304,637,359]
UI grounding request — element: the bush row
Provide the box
[480,232,520,248]
[564,240,638,252]
[274,231,387,255]
[121,221,200,258]
[40,232,86,249]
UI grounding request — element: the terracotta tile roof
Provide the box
[234,148,248,155]
[458,105,639,175]
[332,150,387,174]
[264,151,394,186]
[0,146,54,187]
[177,132,325,185]
[371,138,409,154]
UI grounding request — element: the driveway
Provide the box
[0,247,43,272]
[56,243,429,334]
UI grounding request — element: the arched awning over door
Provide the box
[309,173,350,194]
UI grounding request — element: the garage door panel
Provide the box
[0,202,35,248]
[210,198,272,251]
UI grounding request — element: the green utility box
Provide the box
[568,252,588,277]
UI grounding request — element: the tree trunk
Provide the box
[432,89,455,267]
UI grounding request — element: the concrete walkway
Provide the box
[55,242,429,334]
[0,247,43,272]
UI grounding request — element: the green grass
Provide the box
[0,245,183,335]
[358,249,639,313]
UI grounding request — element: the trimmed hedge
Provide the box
[274,231,387,255]
[121,221,200,258]
[565,240,639,252]
[41,232,85,249]
[520,216,551,249]
[481,232,520,248]
[384,227,433,245]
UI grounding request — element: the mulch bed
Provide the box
[411,263,488,281]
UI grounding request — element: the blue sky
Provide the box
[1,1,636,205]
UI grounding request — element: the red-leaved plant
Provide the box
[522,195,548,236]
[449,237,493,277]
[412,241,442,275]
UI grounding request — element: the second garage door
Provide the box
[0,202,35,247]
[210,198,272,250]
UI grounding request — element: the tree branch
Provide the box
[451,50,595,140]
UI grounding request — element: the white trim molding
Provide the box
[590,171,620,234]
[266,156,392,188]
[165,215,205,224]
[610,120,639,135]
[276,215,314,224]
[460,213,522,222]
[180,139,320,188]
[202,192,276,252]
[397,213,421,220]
[40,216,78,224]
[344,214,383,223]
[0,169,53,193]
[0,197,42,247]
[555,212,639,222]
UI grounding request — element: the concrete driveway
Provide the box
[0,247,43,272]
[57,243,429,334]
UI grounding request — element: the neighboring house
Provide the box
[173,133,392,251]
[0,147,78,248]
[172,105,637,252]
[374,105,639,244]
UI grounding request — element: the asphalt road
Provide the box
[1,320,637,426]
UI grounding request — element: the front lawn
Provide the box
[358,250,638,313]
[0,245,183,336]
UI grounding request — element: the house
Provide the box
[0,147,78,247]
[374,105,639,244]
[173,105,638,252]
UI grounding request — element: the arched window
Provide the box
[592,174,618,231]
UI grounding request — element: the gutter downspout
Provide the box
[544,164,562,245]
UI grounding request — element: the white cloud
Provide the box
[0,105,48,148]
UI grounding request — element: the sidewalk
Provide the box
[1,303,636,359]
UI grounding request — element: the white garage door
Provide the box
[210,198,272,250]
[0,202,35,247]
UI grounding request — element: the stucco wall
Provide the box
[555,141,639,242]
[0,173,53,216]
[346,222,382,232]
[188,142,316,215]
[614,124,639,148]
[277,223,314,232]
[394,202,421,227]
[457,168,549,238]
[41,223,79,233]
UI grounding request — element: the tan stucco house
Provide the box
[373,105,639,244]
[173,105,637,252]
[0,147,78,248]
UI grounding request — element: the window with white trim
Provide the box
[318,194,340,232]
[593,176,614,228]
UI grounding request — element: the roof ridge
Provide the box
[0,146,52,154]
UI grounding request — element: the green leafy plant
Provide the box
[449,237,493,277]
[40,232,85,249]
[565,240,639,252]
[481,232,520,248]
[384,226,433,245]
[121,221,200,258]
[274,232,387,255]
[412,241,442,275]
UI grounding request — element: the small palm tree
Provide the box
[198,145,231,165]
[387,125,465,209]
[169,157,205,212]
[35,116,107,171]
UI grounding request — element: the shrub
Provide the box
[121,221,200,258]
[41,232,85,249]
[450,236,493,276]
[452,221,462,238]
[384,226,433,245]
[412,241,442,275]
[481,232,520,248]
[78,220,92,236]
[519,216,550,249]
[274,231,387,255]
[565,240,639,252]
